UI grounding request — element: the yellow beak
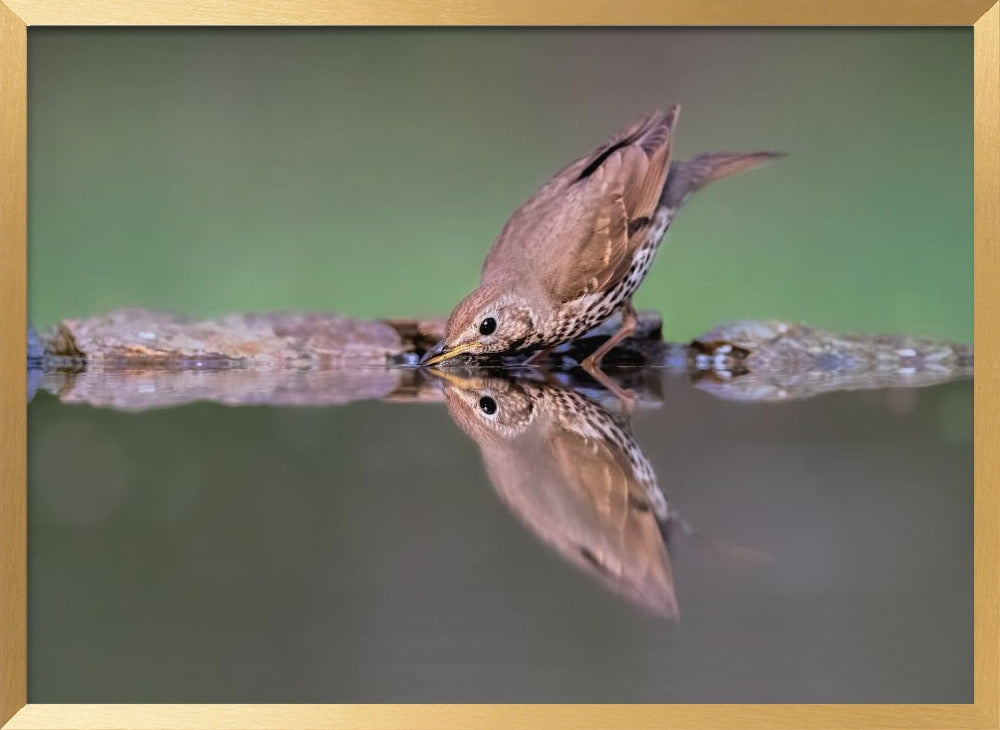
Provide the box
[419,341,476,367]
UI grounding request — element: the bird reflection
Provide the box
[437,371,683,618]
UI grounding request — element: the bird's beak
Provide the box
[423,367,473,390]
[420,340,475,367]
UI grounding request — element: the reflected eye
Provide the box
[479,317,497,336]
[479,396,498,415]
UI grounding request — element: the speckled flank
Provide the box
[540,208,674,348]
[545,384,669,519]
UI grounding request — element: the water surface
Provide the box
[28,369,972,702]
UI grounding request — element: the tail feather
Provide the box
[661,151,785,210]
[658,511,771,567]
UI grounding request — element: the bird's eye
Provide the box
[479,317,497,336]
[479,396,498,415]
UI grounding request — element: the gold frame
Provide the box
[2,1,996,727]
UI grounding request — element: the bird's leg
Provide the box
[581,301,638,412]
[582,301,638,369]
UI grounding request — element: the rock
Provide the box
[690,320,974,401]
[382,318,447,352]
[38,308,672,369]
[27,325,44,364]
[27,326,44,404]
[31,309,973,407]
[47,309,402,368]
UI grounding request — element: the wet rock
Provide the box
[31,309,973,408]
[40,308,671,369]
[47,309,402,368]
[690,320,974,401]
[382,318,447,353]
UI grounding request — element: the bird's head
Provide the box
[434,372,540,444]
[420,282,536,366]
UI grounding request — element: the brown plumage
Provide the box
[483,109,674,305]
[438,372,680,617]
[421,106,783,389]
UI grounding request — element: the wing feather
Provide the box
[482,107,679,304]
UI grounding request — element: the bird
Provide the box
[436,370,681,617]
[420,105,783,397]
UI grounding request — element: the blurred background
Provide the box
[28,28,972,342]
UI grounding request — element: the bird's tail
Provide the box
[660,151,785,211]
[658,510,771,567]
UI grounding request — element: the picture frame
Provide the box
[2,1,997,727]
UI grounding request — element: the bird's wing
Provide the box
[478,406,676,617]
[544,423,678,617]
[482,108,677,304]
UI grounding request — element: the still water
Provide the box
[28,368,972,703]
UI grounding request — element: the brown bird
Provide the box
[421,105,782,394]
[437,370,681,617]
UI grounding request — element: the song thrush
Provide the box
[421,106,783,389]
[437,370,679,616]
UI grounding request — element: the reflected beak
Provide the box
[419,340,475,367]
[424,367,482,390]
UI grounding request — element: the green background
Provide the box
[28,28,972,342]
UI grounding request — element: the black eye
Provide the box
[479,317,497,336]
[479,396,497,415]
